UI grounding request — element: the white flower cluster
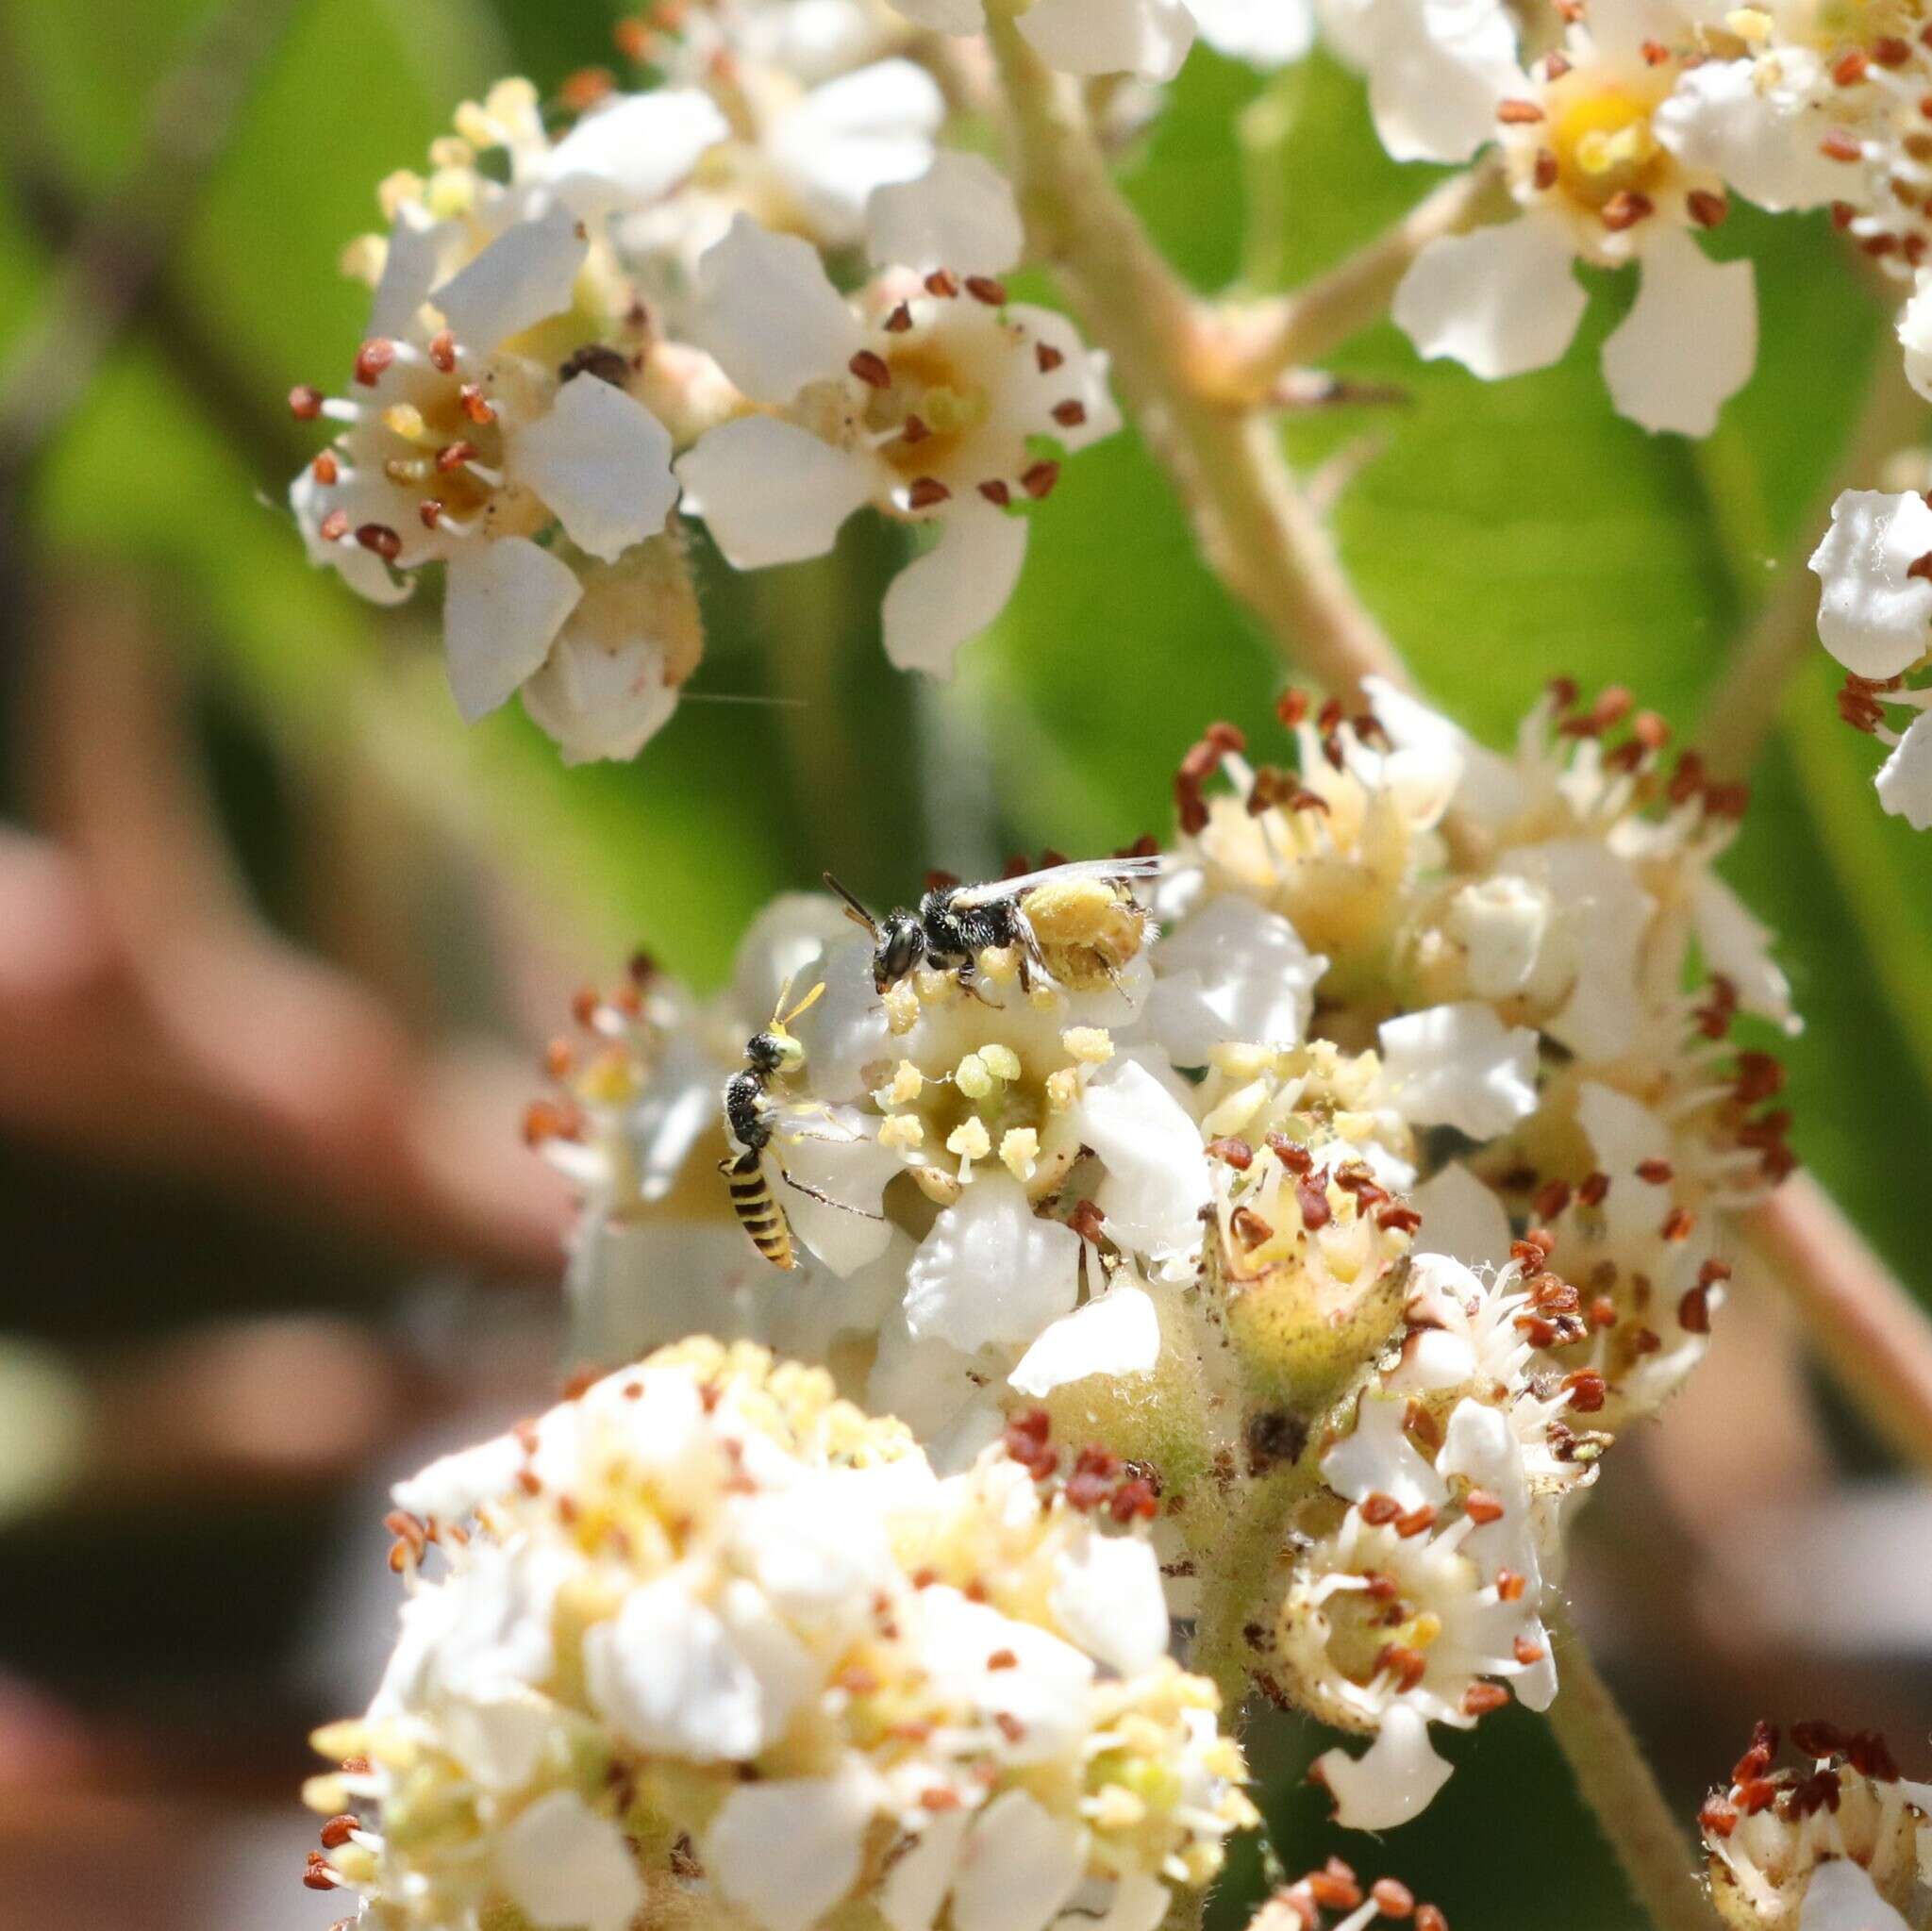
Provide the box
[1341,0,1932,437]
[539,681,1791,1447]
[1263,1255,1583,1830]
[287,23,1120,757]
[1698,1722,1932,1931]
[303,1340,1253,1931]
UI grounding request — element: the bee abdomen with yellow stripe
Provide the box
[723,1148,797,1271]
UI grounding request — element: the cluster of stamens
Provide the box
[1254,1858,1449,1931]
[1002,1407,1161,1520]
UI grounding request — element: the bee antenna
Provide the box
[769,973,797,1031]
[781,981,826,1028]
[822,871,880,937]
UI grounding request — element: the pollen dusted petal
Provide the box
[1018,0,1197,79]
[676,416,876,568]
[694,213,867,405]
[1600,229,1755,437]
[867,151,1025,277]
[881,505,1030,676]
[1393,213,1588,378]
[508,374,677,562]
[442,536,582,722]
[432,208,588,350]
[1808,489,1932,679]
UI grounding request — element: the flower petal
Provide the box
[368,206,447,338]
[433,208,588,349]
[777,61,946,242]
[772,1107,901,1275]
[1009,1281,1161,1396]
[494,1791,641,1931]
[867,151,1024,276]
[1377,1002,1539,1139]
[443,538,581,722]
[887,0,988,28]
[1409,1163,1512,1268]
[584,1575,776,1761]
[1018,0,1197,77]
[541,89,728,216]
[706,1767,881,1931]
[1313,1705,1455,1830]
[1601,229,1755,437]
[510,375,677,562]
[1875,709,1932,830]
[1808,490,1932,679]
[1692,874,1794,1030]
[1364,0,1525,163]
[694,213,865,404]
[1080,1061,1212,1264]
[1149,892,1327,1063]
[1394,214,1587,378]
[1049,1527,1171,1673]
[677,416,876,568]
[522,626,679,764]
[950,1790,1091,1931]
[1654,58,1844,212]
[1184,0,1314,66]
[879,1810,974,1931]
[882,506,1030,676]
[1798,1860,1913,1931]
[904,1174,1082,1353]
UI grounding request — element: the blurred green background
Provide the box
[0,0,1925,1925]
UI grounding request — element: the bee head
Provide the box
[875,914,925,990]
[747,1030,791,1074]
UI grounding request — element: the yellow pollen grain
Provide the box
[979,944,1020,983]
[979,1043,1022,1082]
[1209,1042,1274,1080]
[1045,1068,1080,1112]
[340,233,387,288]
[383,403,429,441]
[1087,1786,1146,1829]
[956,1053,994,1100]
[1724,6,1771,41]
[376,170,424,222]
[1000,1127,1040,1181]
[947,1117,992,1162]
[1407,1610,1443,1650]
[879,1113,924,1151]
[1061,1026,1114,1064]
[888,1059,924,1105]
[885,982,921,1034]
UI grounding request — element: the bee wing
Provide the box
[948,854,1166,908]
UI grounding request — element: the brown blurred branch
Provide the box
[2,568,567,1273]
[1746,1174,1932,1470]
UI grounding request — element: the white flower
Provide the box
[677,155,1118,676]
[1386,1,1757,434]
[304,1346,1252,1931]
[291,213,682,729]
[1282,1392,1558,1829]
[1146,893,1329,1065]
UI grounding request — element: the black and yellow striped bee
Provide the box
[721,981,881,1271]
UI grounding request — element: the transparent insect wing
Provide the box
[946,852,1165,909]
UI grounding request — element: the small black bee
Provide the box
[823,856,1162,996]
[721,981,882,1271]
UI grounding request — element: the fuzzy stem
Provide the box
[1745,1173,1932,1469]
[1201,158,1510,406]
[983,7,1409,703]
[1694,350,1918,779]
[1545,1600,1722,1931]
